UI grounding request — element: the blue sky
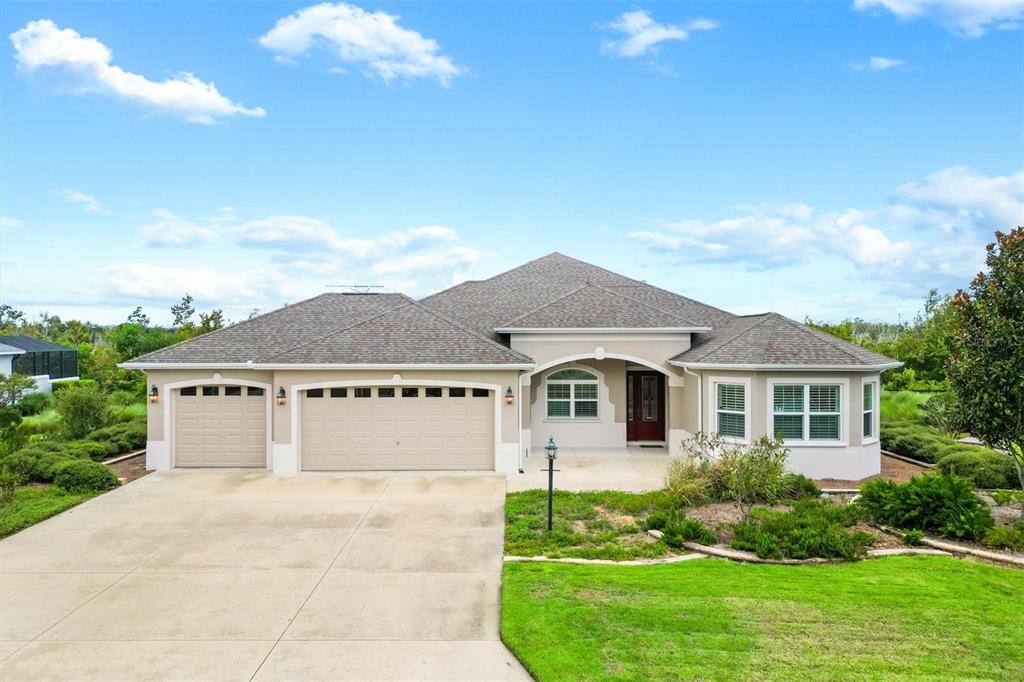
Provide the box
[1,1,1022,326]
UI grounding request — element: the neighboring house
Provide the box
[122,253,900,479]
[0,342,26,377]
[0,335,80,393]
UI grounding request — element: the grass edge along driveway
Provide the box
[501,556,1024,681]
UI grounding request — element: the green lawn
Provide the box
[502,557,1024,681]
[0,485,95,537]
[506,489,672,560]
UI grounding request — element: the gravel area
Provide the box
[107,453,150,484]
[815,454,928,489]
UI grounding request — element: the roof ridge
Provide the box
[689,313,773,361]
[496,283,592,327]
[602,280,737,322]
[128,292,336,363]
[590,284,699,326]
[774,315,865,363]
[264,296,533,364]
[259,295,418,361]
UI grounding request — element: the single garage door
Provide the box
[301,386,494,470]
[174,385,267,467]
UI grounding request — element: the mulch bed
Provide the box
[107,453,150,484]
[814,454,928,489]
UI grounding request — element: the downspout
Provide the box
[682,365,703,434]
[517,370,524,473]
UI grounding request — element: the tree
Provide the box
[127,306,150,326]
[0,304,25,333]
[54,382,110,439]
[0,373,37,409]
[947,228,1024,516]
[197,310,225,335]
[171,294,195,328]
[923,390,966,439]
[59,320,93,346]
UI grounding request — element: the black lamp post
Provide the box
[545,436,558,531]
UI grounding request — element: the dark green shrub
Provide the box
[858,474,994,541]
[55,383,110,439]
[903,529,924,545]
[85,420,146,454]
[730,499,872,560]
[15,391,52,417]
[53,459,118,493]
[644,511,668,531]
[662,514,717,548]
[0,468,24,502]
[937,449,1017,489]
[782,473,821,500]
[51,379,96,396]
[983,525,1024,552]
[66,440,118,461]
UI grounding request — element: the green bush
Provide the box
[730,499,872,560]
[937,449,1017,489]
[664,456,714,507]
[990,489,1023,506]
[674,433,789,515]
[66,440,118,461]
[903,529,924,545]
[15,391,52,417]
[881,422,975,464]
[51,379,96,396]
[53,459,118,493]
[983,524,1024,552]
[55,383,110,439]
[880,390,931,423]
[661,513,717,548]
[0,441,95,483]
[644,511,668,531]
[85,420,146,454]
[782,473,821,500]
[883,368,916,392]
[858,475,994,541]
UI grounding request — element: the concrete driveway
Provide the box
[0,471,530,681]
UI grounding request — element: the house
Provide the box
[0,335,80,393]
[122,253,900,479]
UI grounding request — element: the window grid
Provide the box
[772,384,842,443]
[715,383,746,439]
[546,369,599,419]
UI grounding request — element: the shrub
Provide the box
[15,391,52,417]
[858,475,994,541]
[716,436,789,516]
[880,422,979,464]
[730,499,872,560]
[53,459,118,493]
[664,457,713,507]
[884,368,916,392]
[657,511,717,548]
[51,379,96,396]
[85,420,146,454]
[782,473,821,500]
[67,440,118,461]
[983,525,1024,552]
[107,390,140,407]
[644,511,668,531]
[937,449,1017,489]
[55,383,110,439]
[903,529,924,545]
[923,391,965,437]
[0,468,24,503]
[991,489,1023,507]
[880,390,930,424]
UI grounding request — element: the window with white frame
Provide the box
[546,368,599,419]
[715,383,746,440]
[772,383,842,442]
[863,382,875,439]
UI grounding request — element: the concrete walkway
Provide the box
[0,471,530,681]
[510,449,670,492]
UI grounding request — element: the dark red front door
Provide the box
[627,371,665,441]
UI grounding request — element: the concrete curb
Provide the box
[881,449,935,468]
[920,537,1024,567]
[682,542,951,564]
[504,553,706,566]
[103,449,146,465]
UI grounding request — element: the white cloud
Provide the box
[600,9,718,58]
[628,167,1020,288]
[229,215,377,254]
[369,246,480,276]
[57,189,109,214]
[853,0,1023,38]
[106,262,263,302]
[10,19,265,123]
[140,209,219,247]
[850,56,906,71]
[894,166,1024,227]
[258,2,464,86]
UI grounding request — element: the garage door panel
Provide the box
[301,386,494,471]
[174,386,266,468]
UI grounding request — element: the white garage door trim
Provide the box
[289,378,503,472]
[164,376,272,469]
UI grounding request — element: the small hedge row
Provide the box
[881,422,1015,488]
[0,442,118,493]
[730,499,873,561]
[858,474,993,541]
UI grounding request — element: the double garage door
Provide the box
[301,386,494,470]
[172,384,494,470]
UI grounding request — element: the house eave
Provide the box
[119,362,536,371]
[495,326,711,334]
[669,361,904,372]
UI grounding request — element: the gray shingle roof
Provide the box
[496,284,706,329]
[422,252,735,339]
[672,313,901,367]
[0,336,74,352]
[0,342,26,355]
[125,293,531,366]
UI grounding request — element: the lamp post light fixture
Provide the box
[545,436,558,531]
[504,386,514,405]
[276,386,287,406]
[148,385,159,403]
